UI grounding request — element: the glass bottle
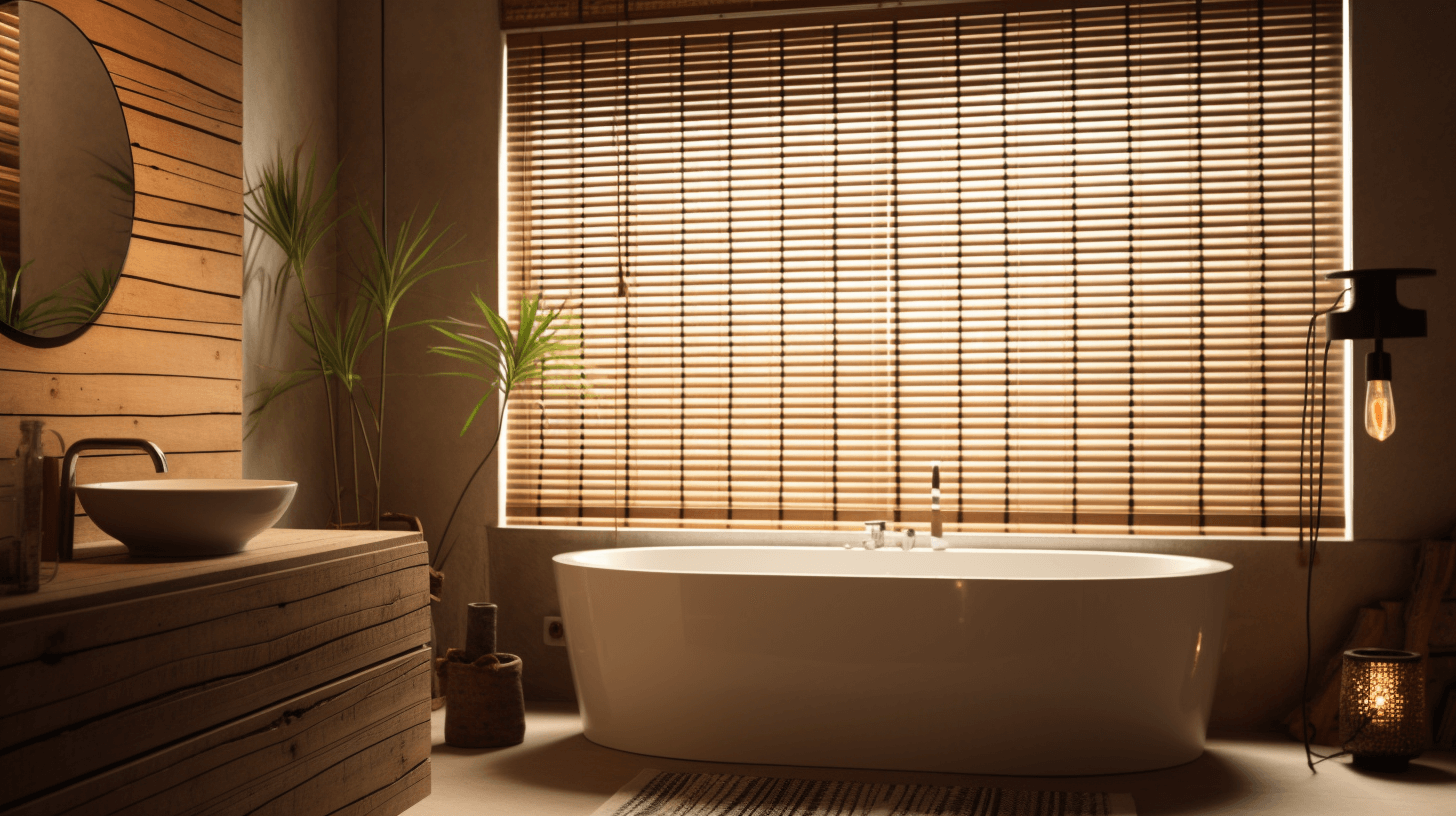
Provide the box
[4,420,47,593]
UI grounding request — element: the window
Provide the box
[504,0,1344,536]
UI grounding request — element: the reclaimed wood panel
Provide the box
[0,0,243,490]
[122,238,243,296]
[7,650,430,816]
[92,313,244,341]
[0,325,240,378]
[45,0,241,101]
[105,276,243,326]
[0,371,240,415]
[0,414,240,456]
[0,530,430,814]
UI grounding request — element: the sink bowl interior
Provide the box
[75,478,297,557]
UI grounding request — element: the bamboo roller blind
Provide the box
[505,0,1345,535]
[0,7,18,273]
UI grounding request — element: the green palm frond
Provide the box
[429,293,590,569]
[244,368,317,438]
[92,155,135,200]
[354,205,472,327]
[244,145,342,301]
[0,262,117,334]
[243,141,348,521]
[0,258,35,330]
[428,293,589,435]
[246,299,374,436]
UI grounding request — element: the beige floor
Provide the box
[406,703,1456,815]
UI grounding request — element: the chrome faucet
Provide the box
[57,438,167,560]
[861,520,887,550]
[899,527,916,551]
[931,461,943,539]
[929,462,948,550]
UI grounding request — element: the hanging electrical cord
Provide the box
[1298,288,1347,772]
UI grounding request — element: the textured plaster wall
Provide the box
[241,0,339,528]
[1348,0,1456,541]
[337,0,504,659]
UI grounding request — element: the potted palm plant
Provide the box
[246,141,590,704]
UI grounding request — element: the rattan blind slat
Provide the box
[505,0,1344,535]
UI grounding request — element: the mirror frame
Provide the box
[0,0,134,349]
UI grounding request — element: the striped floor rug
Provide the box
[591,770,1136,816]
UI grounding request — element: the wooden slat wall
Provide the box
[0,0,243,540]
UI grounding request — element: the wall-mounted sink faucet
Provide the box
[57,438,167,561]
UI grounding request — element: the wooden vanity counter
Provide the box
[0,529,432,816]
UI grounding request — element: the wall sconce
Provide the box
[1339,648,1427,771]
[1324,268,1435,440]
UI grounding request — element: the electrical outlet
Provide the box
[543,616,566,647]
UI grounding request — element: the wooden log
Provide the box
[1438,686,1456,749]
[1431,599,1456,652]
[1406,540,1456,655]
[1284,605,1387,746]
[1381,600,1407,649]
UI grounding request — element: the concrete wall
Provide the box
[336,0,504,657]
[1348,0,1456,542]
[325,0,1454,732]
[241,0,339,528]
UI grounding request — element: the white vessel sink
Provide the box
[75,479,297,557]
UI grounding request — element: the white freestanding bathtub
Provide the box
[554,546,1231,776]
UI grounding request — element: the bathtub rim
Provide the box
[553,545,1233,582]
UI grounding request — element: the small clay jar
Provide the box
[441,602,524,748]
[442,650,525,748]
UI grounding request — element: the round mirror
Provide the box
[0,1,132,346]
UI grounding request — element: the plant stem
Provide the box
[351,393,381,493]
[375,316,390,530]
[432,388,509,571]
[349,385,361,526]
[294,260,344,525]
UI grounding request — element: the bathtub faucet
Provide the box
[860,520,887,550]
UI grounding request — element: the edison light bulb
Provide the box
[1365,379,1396,441]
